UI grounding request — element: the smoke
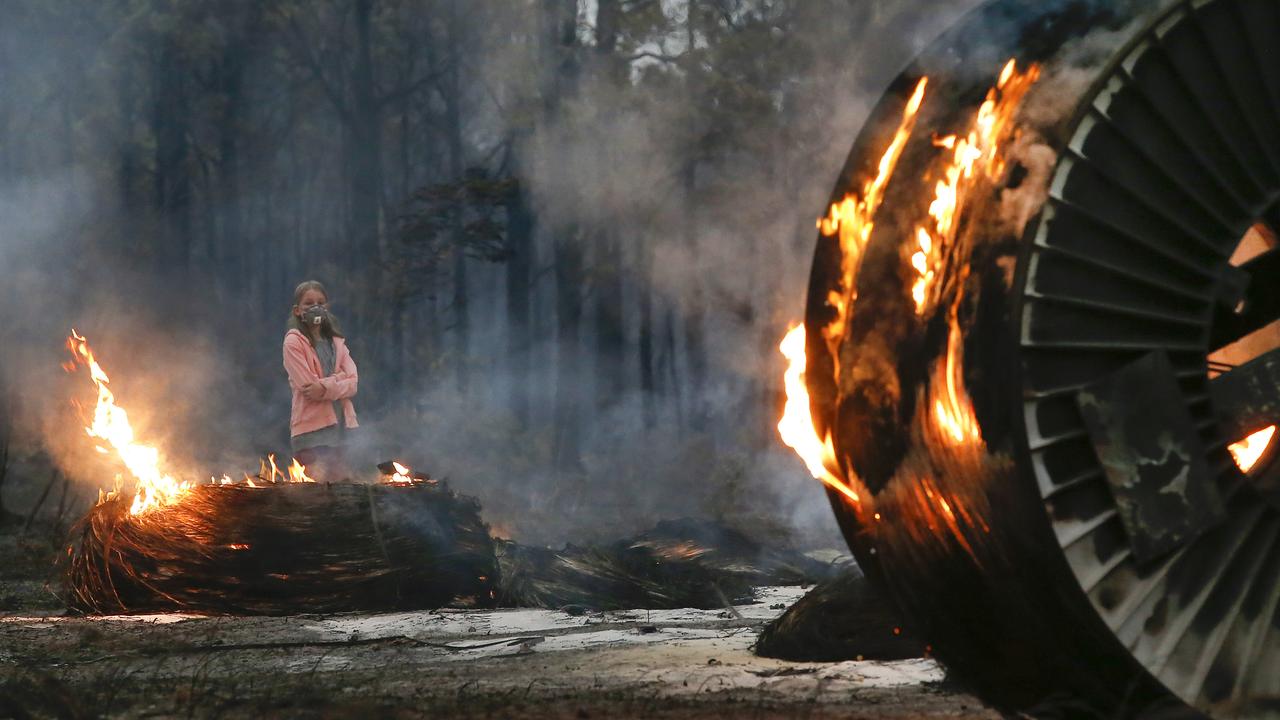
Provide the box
[392,0,1000,545]
[7,0,1171,550]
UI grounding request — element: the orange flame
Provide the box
[288,458,316,483]
[1230,425,1276,473]
[267,453,285,483]
[65,331,193,515]
[912,59,1040,314]
[776,325,860,506]
[818,78,928,364]
[932,308,982,446]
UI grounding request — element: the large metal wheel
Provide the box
[803,0,1280,716]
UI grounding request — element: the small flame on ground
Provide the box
[776,325,860,506]
[288,458,316,483]
[266,454,285,483]
[1230,426,1276,473]
[912,59,1040,314]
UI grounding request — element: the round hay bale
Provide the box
[65,483,499,615]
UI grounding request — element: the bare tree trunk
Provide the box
[216,37,247,299]
[664,308,684,428]
[592,0,626,412]
[349,0,384,266]
[0,390,12,522]
[637,239,656,429]
[49,473,71,537]
[505,183,535,425]
[593,232,626,410]
[445,0,470,392]
[151,38,193,280]
[547,0,583,473]
[553,231,584,472]
[22,470,59,536]
[681,0,708,431]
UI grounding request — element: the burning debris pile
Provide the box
[67,482,498,615]
[59,331,502,614]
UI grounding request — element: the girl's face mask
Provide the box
[302,304,329,327]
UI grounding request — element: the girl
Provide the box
[282,280,359,481]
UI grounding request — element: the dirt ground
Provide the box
[0,522,998,720]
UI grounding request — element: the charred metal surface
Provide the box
[1077,352,1223,564]
[1210,346,1280,441]
[806,0,1280,716]
[1211,247,1280,350]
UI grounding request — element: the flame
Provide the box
[932,307,982,446]
[818,78,928,365]
[65,331,193,515]
[912,59,1040,314]
[65,331,336,518]
[267,454,285,483]
[288,458,316,483]
[776,325,860,506]
[1230,425,1276,473]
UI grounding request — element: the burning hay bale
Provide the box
[495,518,836,611]
[66,482,498,615]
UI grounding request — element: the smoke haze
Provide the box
[0,0,995,545]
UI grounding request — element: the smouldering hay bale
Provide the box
[66,483,499,615]
[495,518,836,611]
[755,569,924,662]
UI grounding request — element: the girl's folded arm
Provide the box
[320,352,359,400]
[282,336,321,391]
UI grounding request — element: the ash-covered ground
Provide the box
[0,588,995,719]
[0,522,996,720]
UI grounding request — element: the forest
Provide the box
[0,0,978,543]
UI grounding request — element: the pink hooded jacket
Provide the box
[283,329,359,438]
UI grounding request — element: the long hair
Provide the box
[287,280,345,340]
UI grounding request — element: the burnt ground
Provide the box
[0,522,998,720]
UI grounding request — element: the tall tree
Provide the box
[547,0,585,474]
[444,0,470,391]
[151,35,194,280]
[680,0,709,431]
[591,0,627,411]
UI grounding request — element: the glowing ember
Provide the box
[388,461,414,484]
[65,330,193,515]
[776,325,860,506]
[1230,425,1276,473]
[912,59,1040,314]
[817,78,928,368]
